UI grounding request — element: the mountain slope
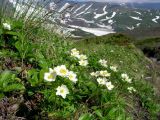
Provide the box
[52,1,160,37]
[8,0,160,37]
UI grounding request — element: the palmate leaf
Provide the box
[28,69,40,86]
[0,71,13,87]
[4,83,25,92]
[0,71,25,93]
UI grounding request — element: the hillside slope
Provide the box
[0,1,160,119]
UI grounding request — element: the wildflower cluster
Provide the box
[90,59,116,90]
[121,73,132,83]
[99,59,108,67]
[110,66,118,72]
[44,65,78,99]
[127,87,136,93]
[99,59,118,72]
[71,48,88,66]
[121,73,136,93]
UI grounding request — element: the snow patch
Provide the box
[126,26,135,30]
[152,16,160,23]
[130,16,142,21]
[76,4,93,17]
[101,12,116,22]
[59,3,71,12]
[76,18,94,24]
[136,23,141,27]
[94,5,108,19]
[69,25,115,36]
[73,4,86,14]
[134,11,142,15]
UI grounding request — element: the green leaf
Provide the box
[79,113,93,120]
[36,53,48,68]
[0,29,2,35]
[107,107,118,119]
[6,31,23,39]
[0,93,4,100]
[15,41,22,53]
[86,81,97,91]
[116,114,125,120]
[0,71,12,87]
[28,69,40,86]
[94,109,103,118]
[4,83,25,92]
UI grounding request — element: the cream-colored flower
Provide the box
[127,87,136,93]
[121,73,129,79]
[79,60,88,66]
[56,84,69,99]
[90,72,96,76]
[3,23,11,30]
[125,78,132,83]
[100,70,111,77]
[71,48,78,53]
[67,71,78,83]
[110,66,118,72]
[90,71,100,77]
[99,59,108,67]
[54,65,68,77]
[95,71,100,77]
[106,82,114,90]
[97,78,107,85]
[78,54,87,60]
[121,73,132,83]
[44,69,57,82]
[71,48,80,58]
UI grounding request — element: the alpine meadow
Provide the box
[0,0,160,120]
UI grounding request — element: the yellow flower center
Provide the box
[60,69,67,75]
[48,74,53,79]
[60,89,64,94]
[69,75,74,80]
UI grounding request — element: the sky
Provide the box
[76,0,160,3]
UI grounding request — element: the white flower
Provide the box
[3,23,11,30]
[56,85,69,99]
[44,69,57,82]
[79,60,88,66]
[49,68,54,73]
[67,71,78,83]
[71,48,78,53]
[78,54,87,60]
[90,71,100,77]
[125,78,132,83]
[99,59,108,67]
[71,48,80,58]
[97,78,107,85]
[121,73,132,83]
[100,70,111,77]
[127,87,136,93]
[121,73,129,79]
[54,65,68,77]
[106,82,114,90]
[90,72,96,76]
[110,66,118,72]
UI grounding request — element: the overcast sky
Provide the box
[76,0,160,3]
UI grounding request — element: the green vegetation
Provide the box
[0,2,160,120]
